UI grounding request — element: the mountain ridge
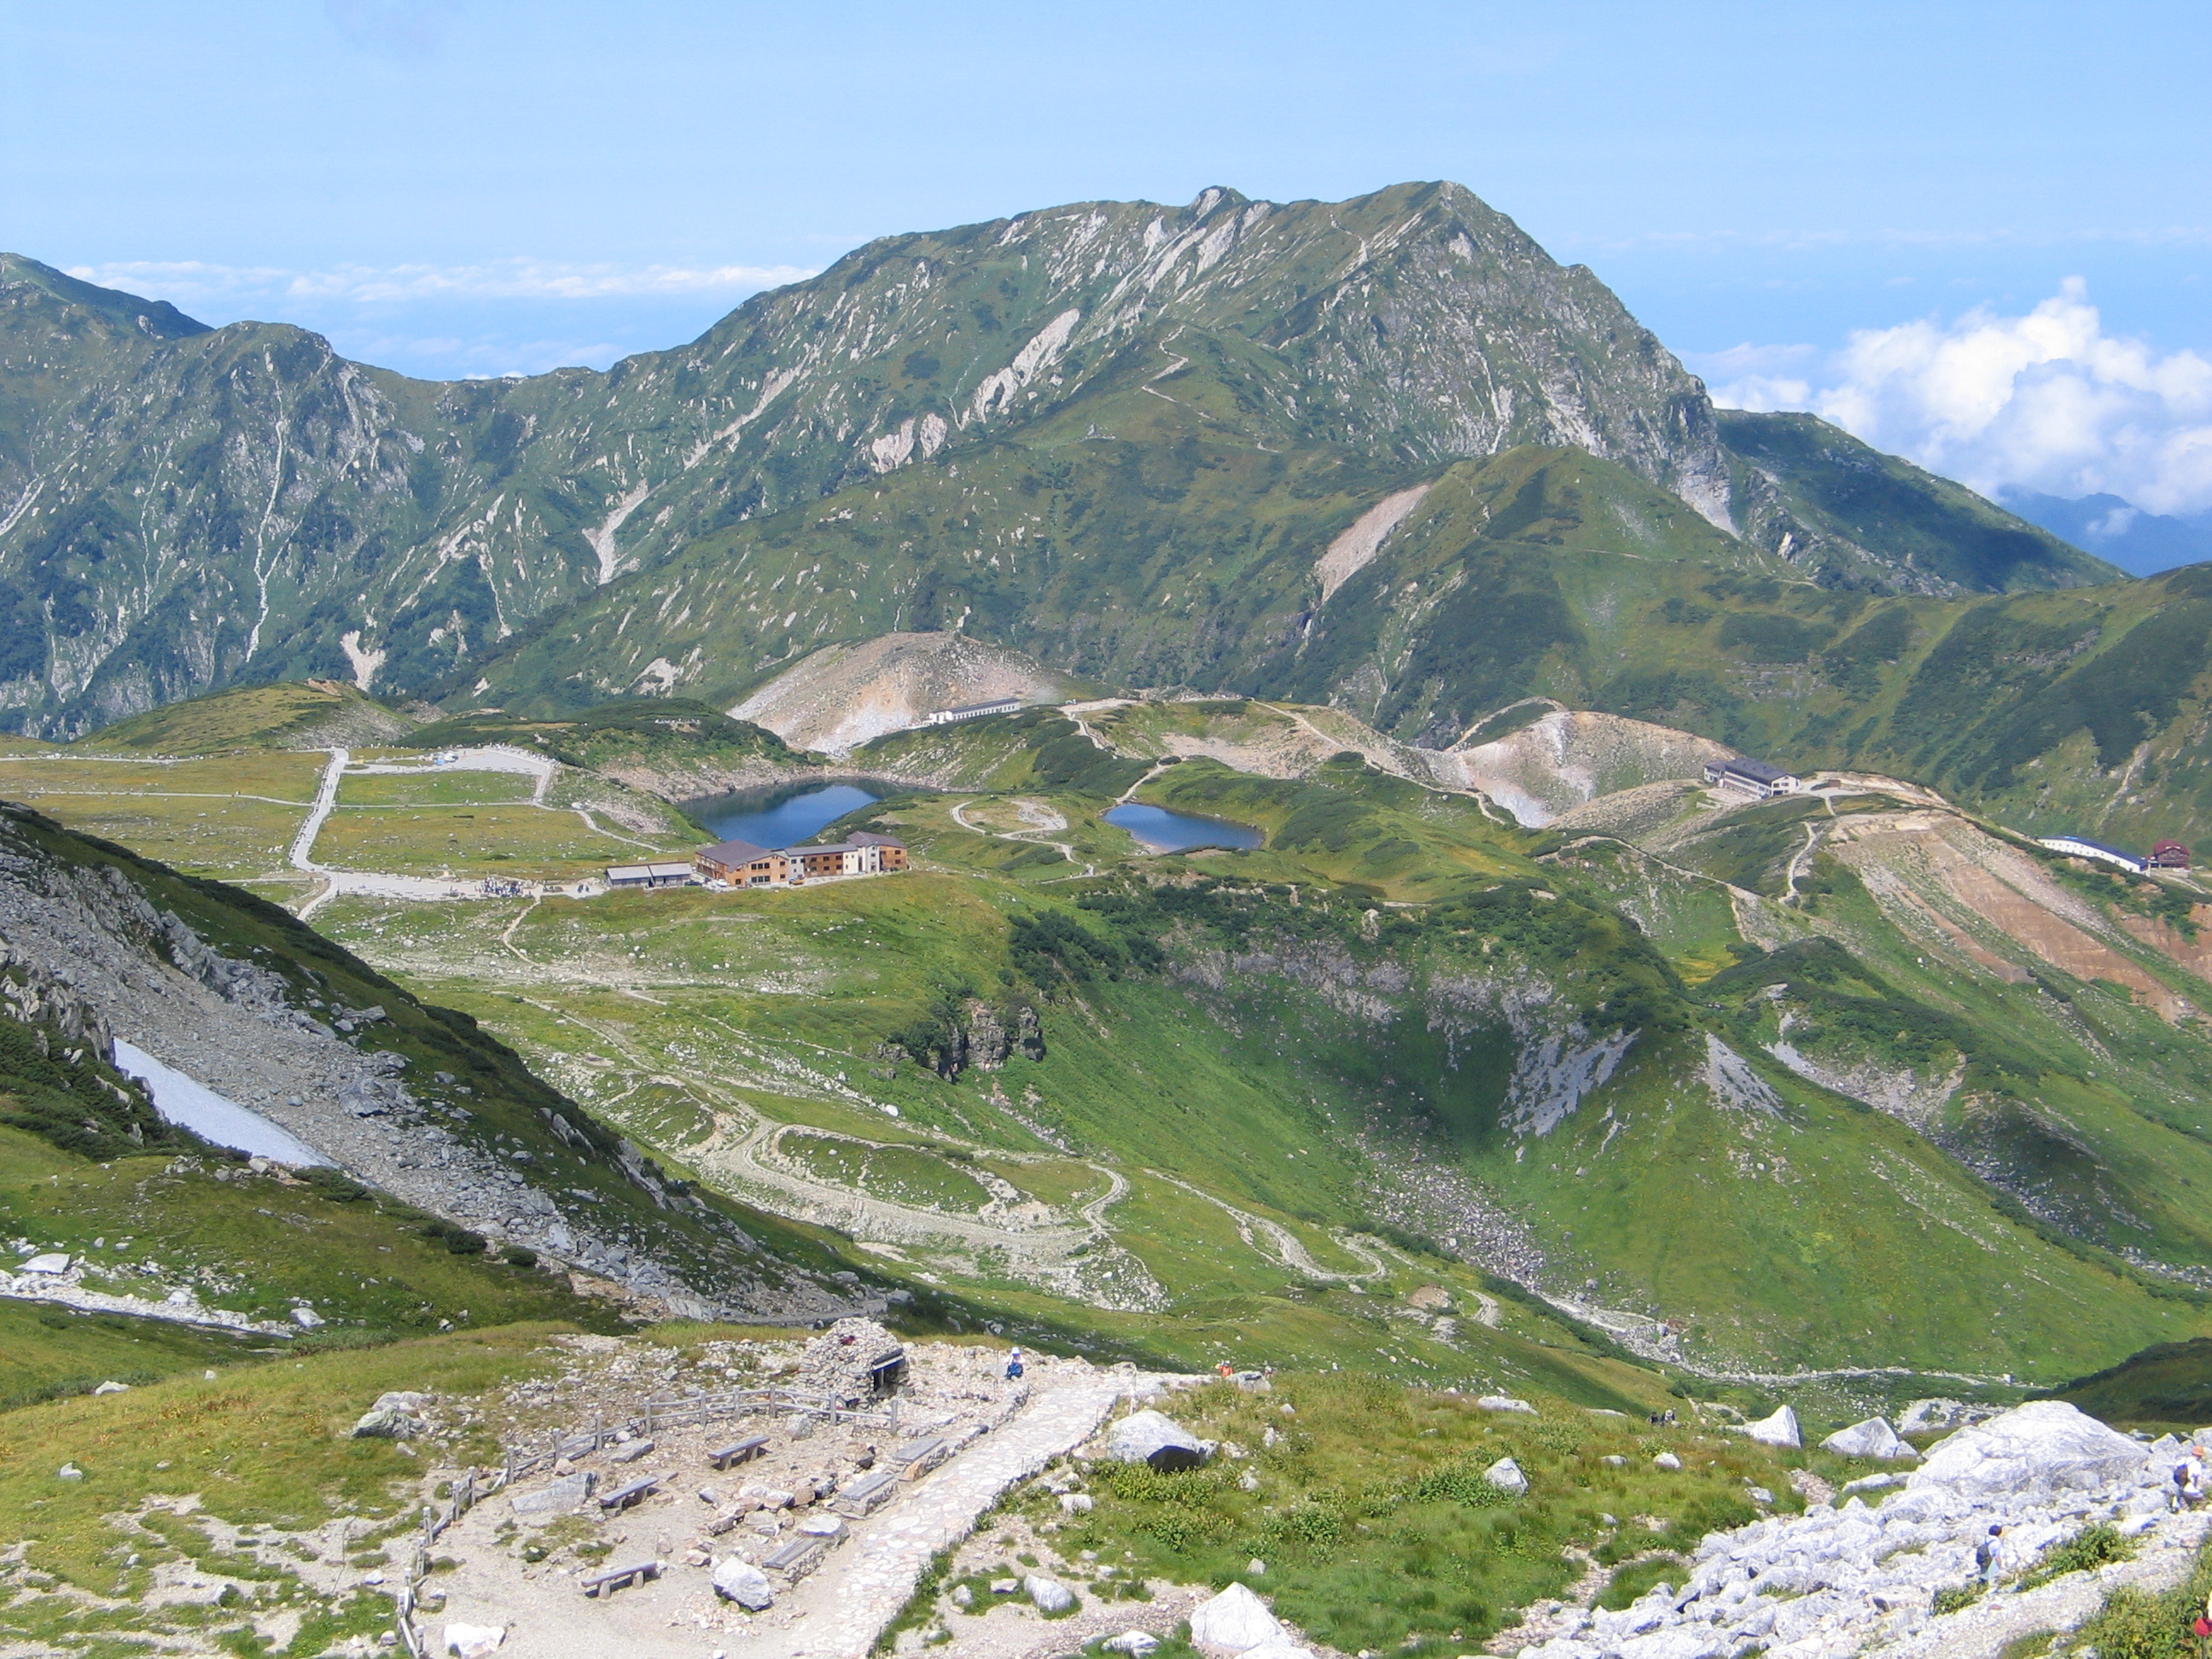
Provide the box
[0,180,2110,737]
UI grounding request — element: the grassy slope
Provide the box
[966,1372,1924,1656]
[79,680,414,753]
[0,803,859,1306]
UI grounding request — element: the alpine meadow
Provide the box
[9,180,2212,1659]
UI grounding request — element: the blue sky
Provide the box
[9,1,2211,507]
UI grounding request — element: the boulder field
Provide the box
[1514,1402,2205,1659]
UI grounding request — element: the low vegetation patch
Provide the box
[992,1376,1784,1656]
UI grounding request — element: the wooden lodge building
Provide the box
[694,830,908,888]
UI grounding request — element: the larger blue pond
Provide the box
[693,783,881,849]
[1103,803,1265,853]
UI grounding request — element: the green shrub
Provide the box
[2014,1522,2134,1592]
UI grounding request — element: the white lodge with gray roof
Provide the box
[1703,756,1803,800]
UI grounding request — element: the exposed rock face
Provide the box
[0,802,846,1324]
[1515,1402,2171,1659]
[730,634,1077,755]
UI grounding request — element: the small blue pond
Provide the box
[694,783,881,848]
[1103,803,1265,853]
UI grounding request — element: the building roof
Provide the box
[1717,757,1796,783]
[697,837,776,864]
[606,864,653,881]
[2040,833,2141,862]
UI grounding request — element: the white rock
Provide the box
[1239,1646,1313,1659]
[291,1306,324,1329]
[1102,1635,1160,1656]
[1108,1410,1210,1470]
[795,1513,846,1538]
[441,1625,505,1658]
[1910,1401,2147,1500]
[1485,1456,1529,1494]
[351,1407,421,1440]
[1821,1416,1916,1461]
[1247,1557,1266,1575]
[20,1254,70,1274]
[1743,1406,1800,1448]
[1478,1394,1537,1414]
[1026,1575,1075,1613]
[56,1463,84,1481]
[1189,1581,1285,1650]
[712,1557,774,1610]
[1652,1452,1682,1470]
[1060,1493,1095,1513]
[93,1381,130,1395]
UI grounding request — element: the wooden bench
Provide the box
[829,1469,899,1518]
[707,1435,770,1470]
[886,1436,948,1481]
[580,1559,661,1597]
[762,1536,829,1580]
[597,1476,658,1513]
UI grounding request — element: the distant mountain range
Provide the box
[0,183,2112,740]
[2000,487,2212,578]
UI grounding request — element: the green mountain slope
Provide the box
[1721,410,2111,594]
[0,183,2100,736]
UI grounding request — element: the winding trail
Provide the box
[948,797,1095,876]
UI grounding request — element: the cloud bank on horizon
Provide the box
[1696,282,2212,516]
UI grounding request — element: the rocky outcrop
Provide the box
[1515,1402,2178,1659]
[0,803,847,1324]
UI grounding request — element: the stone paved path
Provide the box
[770,1380,1132,1659]
[427,1376,1149,1659]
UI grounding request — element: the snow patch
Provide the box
[113,1039,333,1166]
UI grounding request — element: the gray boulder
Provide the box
[1026,1575,1076,1613]
[509,1471,595,1516]
[351,1407,422,1440]
[1476,1394,1536,1414]
[1102,1635,1160,1657]
[1189,1581,1285,1650]
[1821,1416,1918,1461]
[1742,1406,1800,1448]
[1483,1456,1528,1494]
[1108,1409,1211,1471]
[1910,1400,2148,1500]
[712,1557,774,1610]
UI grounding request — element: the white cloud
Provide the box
[1694,282,2212,515]
[63,258,818,306]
